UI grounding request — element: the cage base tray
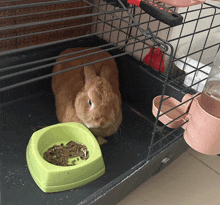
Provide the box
[0,36,189,205]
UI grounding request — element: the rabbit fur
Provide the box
[52,47,122,138]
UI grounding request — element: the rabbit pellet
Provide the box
[43,141,89,166]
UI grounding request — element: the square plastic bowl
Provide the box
[26,122,105,193]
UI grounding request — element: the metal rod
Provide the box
[0,0,81,11]
[0,37,149,81]
[0,32,149,74]
[0,44,150,92]
[0,5,93,20]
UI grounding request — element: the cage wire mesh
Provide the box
[0,0,220,161]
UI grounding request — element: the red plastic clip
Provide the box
[143,47,165,73]
[127,0,142,7]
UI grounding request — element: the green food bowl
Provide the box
[26,122,105,193]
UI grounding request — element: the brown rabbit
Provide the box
[52,47,122,138]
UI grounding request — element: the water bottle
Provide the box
[200,50,220,118]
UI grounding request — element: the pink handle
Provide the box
[156,0,206,7]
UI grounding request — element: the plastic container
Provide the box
[183,93,220,155]
[153,50,220,155]
[200,50,220,118]
[26,122,105,193]
[152,93,220,155]
[174,33,220,92]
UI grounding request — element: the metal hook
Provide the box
[117,0,169,52]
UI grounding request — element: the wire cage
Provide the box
[0,0,220,204]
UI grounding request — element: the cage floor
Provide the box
[0,89,156,204]
[0,36,187,205]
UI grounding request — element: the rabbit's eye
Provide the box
[88,99,92,106]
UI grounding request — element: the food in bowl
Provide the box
[43,141,89,166]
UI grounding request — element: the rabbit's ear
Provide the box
[100,65,111,81]
[84,65,97,83]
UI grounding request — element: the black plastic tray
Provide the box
[0,36,189,205]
